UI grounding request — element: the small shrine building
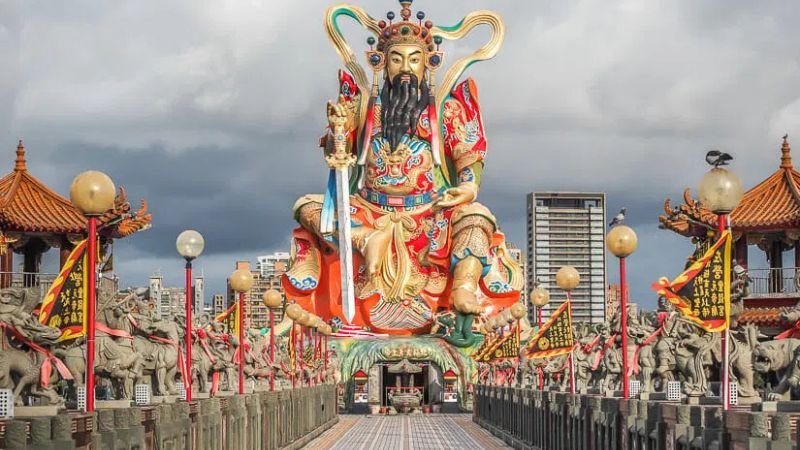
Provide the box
[659,136,800,334]
[0,140,151,289]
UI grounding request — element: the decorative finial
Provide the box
[14,139,26,171]
[781,134,792,169]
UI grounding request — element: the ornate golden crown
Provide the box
[374,1,439,53]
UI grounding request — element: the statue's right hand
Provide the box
[327,94,354,134]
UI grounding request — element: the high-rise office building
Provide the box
[527,192,607,324]
[212,293,226,317]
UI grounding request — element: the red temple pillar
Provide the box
[0,249,12,288]
[735,236,748,269]
[770,240,784,293]
[59,238,74,270]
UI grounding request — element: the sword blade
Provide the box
[335,167,356,324]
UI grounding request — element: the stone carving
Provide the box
[752,338,800,400]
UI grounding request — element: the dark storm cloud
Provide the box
[3,0,800,304]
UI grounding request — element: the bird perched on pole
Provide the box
[705,150,733,167]
[609,208,626,227]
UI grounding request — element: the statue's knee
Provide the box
[293,194,324,227]
[451,212,495,260]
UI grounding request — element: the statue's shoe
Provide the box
[286,235,322,293]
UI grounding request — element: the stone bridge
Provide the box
[474,385,798,450]
[0,385,337,450]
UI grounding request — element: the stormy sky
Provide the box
[1,0,800,310]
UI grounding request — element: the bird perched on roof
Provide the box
[705,150,733,167]
[609,208,626,227]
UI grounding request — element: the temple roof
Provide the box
[0,141,152,237]
[729,136,800,231]
[660,136,800,237]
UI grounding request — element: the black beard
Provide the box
[380,73,429,152]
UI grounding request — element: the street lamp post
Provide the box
[698,163,743,411]
[262,290,283,391]
[531,286,550,328]
[229,269,254,395]
[176,230,204,402]
[556,266,580,395]
[607,225,638,400]
[70,170,116,413]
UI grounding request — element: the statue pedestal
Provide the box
[193,392,211,399]
[15,406,62,417]
[641,392,668,401]
[685,396,719,405]
[753,401,800,412]
[151,395,181,404]
[96,400,132,409]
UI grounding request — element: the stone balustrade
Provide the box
[0,385,337,450]
[474,385,798,450]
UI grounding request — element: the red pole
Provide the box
[567,291,575,395]
[719,214,730,410]
[324,335,328,376]
[299,325,305,387]
[315,330,321,385]
[291,324,296,389]
[620,256,629,399]
[85,217,97,413]
[185,261,193,402]
[269,309,275,391]
[238,291,244,395]
[537,308,543,328]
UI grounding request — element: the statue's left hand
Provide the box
[434,184,478,209]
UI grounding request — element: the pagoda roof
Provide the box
[729,136,800,231]
[0,141,152,237]
[660,136,800,237]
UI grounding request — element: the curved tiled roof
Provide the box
[0,141,153,237]
[730,136,800,231]
[0,141,87,233]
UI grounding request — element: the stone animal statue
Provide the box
[0,342,62,406]
[752,338,800,401]
[134,317,185,395]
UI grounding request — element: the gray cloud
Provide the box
[2,0,800,307]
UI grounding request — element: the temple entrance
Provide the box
[377,359,444,413]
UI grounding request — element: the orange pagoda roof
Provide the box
[729,135,800,231]
[660,136,800,236]
[0,141,152,237]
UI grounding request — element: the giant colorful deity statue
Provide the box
[283,1,522,342]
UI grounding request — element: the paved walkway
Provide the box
[304,414,511,450]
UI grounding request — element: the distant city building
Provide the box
[228,258,286,330]
[148,270,204,320]
[212,293,226,317]
[505,242,527,305]
[257,252,290,323]
[194,273,204,313]
[606,284,621,320]
[527,192,607,324]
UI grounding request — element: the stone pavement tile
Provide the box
[303,414,510,450]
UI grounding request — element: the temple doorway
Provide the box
[378,359,444,413]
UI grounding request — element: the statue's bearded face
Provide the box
[381,43,429,151]
[385,44,426,87]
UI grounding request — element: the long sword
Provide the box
[325,116,357,324]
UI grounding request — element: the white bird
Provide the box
[609,208,626,227]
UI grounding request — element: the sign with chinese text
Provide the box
[652,230,732,332]
[38,240,88,341]
[492,325,520,360]
[524,301,574,359]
